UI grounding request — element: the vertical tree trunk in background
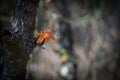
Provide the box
[53,0,73,57]
[1,0,40,80]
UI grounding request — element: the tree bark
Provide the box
[1,0,40,80]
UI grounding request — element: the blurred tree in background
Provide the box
[0,0,120,80]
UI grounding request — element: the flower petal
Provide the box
[45,38,49,42]
[49,34,56,40]
[36,37,44,44]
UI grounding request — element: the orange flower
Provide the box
[36,27,56,44]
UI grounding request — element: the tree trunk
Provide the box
[1,0,40,80]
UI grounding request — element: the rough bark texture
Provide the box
[1,0,40,80]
